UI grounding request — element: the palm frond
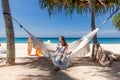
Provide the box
[112,12,120,30]
[39,0,116,17]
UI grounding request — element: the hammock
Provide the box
[23,27,99,58]
[22,27,99,69]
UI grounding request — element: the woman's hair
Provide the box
[59,36,68,46]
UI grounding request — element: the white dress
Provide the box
[51,44,70,70]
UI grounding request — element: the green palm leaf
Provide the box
[112,12,120,30]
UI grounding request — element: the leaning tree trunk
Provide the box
[90,0,98,60]
[1,0,15,65]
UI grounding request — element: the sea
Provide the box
[0,37,120,44]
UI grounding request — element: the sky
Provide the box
[0,0,120,38]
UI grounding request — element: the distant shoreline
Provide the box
[0,37,120,38]
[1,37,120,44]
[0,37,120,44]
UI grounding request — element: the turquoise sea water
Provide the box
[0,37,120,44]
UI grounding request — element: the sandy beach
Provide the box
[0,43,120,80]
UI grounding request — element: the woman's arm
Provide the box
[63,47,68,55]
[48,43,60,52]
[60,46,68,57]
[47,49,56,52]
[47,47,58,52]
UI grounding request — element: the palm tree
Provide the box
[1,0,15,65]
[112,12,120,30]
[39,0,116,59]
[112,0,120,30]
[88,0,115,59]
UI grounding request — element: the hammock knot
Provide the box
[3,12,11,15]
[20,25,23,28]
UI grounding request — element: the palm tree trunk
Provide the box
[1,0,15,65]
[90,0,98,60]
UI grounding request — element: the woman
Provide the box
[49,36,68,71]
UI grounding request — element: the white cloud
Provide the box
[4,29,120,38]
[98,30,120,37]
[49,30,90,37]
[56,29,120,37]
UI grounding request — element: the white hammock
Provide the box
[23,27,99,58]
[23,27,99,69]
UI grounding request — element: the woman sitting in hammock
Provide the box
[48,36,68,71]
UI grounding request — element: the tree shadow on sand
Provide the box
[70,57,120,80]
[97,62,120,80]
[70,57,100,67]
[14,57,77,80]
[110,62,120,79]
[0,57,120,80]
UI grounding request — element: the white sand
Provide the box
[0,43,36,57]
[100,44,120,54]
[0,43,120,80]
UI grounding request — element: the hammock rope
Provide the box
[98,8,119,28]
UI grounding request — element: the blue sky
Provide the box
[0,0,120,38]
